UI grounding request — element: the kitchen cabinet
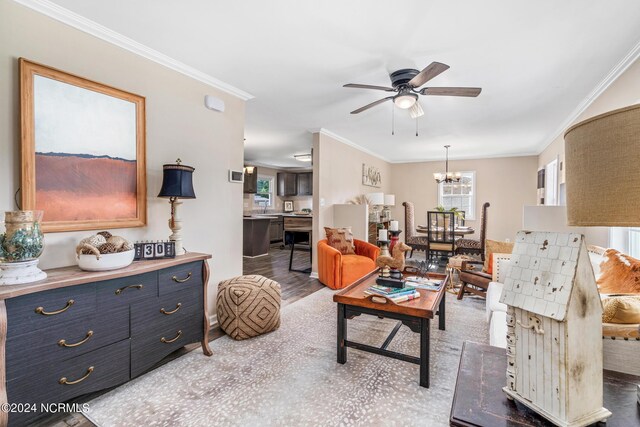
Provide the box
[269,217,284,243]
[296,172,313,196]
[244,167,258,193]
[277,172,313,196]
[277,172,298,196]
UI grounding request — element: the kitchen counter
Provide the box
[251,213,313,218]
[243,217,271,257]
[242,215,271,222]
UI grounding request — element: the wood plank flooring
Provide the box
[35,245,324,427]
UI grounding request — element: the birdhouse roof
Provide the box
[499,231,584,321]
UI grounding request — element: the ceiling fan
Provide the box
[344,62,481,118]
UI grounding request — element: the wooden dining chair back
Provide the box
[427,211,456,245]
[402,201,428,258]
[455,202,490,260]
[426,211,456,265]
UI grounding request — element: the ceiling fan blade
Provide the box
[408,62,450,88]
[350,96,393,114]
[420,87,482,97]
[343,83,396,92]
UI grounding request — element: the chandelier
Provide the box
[433,145,461,183]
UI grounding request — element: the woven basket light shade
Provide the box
[564,104,640,226]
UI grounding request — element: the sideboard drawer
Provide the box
[6,284,96,337]
[7,339,130,427]
[158,261,203,296]
[131,288,202,337]
[97,272,158,308]
[6,306,130,381]
[131,315,202,377]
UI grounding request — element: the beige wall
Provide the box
[312,132,392,273]
[391,156,538,243]
[0,1,245,314]
[539,57,640,170]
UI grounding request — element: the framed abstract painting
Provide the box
[20,59,146,233]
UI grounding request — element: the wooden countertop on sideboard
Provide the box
[0,252,212,300]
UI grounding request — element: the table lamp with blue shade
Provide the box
[158,158,196,256]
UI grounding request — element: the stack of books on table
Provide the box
[364,285,421,303]
[404,276,443,291]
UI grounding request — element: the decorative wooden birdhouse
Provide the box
[499,231,611,427]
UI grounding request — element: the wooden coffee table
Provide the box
[333,269,449,388]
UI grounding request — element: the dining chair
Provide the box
[426,210,456,266]
[455,202,490,260]
[402,201,429,258]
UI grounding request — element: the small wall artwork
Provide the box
[20,59,146,232]
[362,163,382,188]
[283,200,294,212]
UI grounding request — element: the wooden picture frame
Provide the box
[20,59,146,233]
[362,163,382,188]
[283,200,294,212]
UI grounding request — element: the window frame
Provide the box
[437,171,476,220]
[254,176,274,207]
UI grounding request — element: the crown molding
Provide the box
[389,150,540,164]
[538,37,640,154]
[309,128,390,162]
[12,0,254,101]
[309,128,538,163]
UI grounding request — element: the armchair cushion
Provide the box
[341,255,376,288]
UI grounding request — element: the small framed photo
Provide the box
[283,200,294,212]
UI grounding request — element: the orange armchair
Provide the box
[318,239,380,290]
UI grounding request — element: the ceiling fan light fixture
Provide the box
[293,154,312,162]
[393,93,418,109]
[409,102,424,119]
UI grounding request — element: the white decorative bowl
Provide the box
[78,250,135,271]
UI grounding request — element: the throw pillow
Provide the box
[324,227,356,255]
[484,239,515,274]
[597,249,640,294]
[602,296,640,324]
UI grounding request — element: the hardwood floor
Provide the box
[35,245,324,427]
[243,244,324,305]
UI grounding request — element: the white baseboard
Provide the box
[309,272,318,279]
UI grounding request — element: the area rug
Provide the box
[86,288,488,426]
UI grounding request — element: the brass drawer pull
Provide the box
[35,299,75,316]
[115,284,144,295]
[58,330,94,348]
[172,273,192,283]
[59,366,94,385]
[160,330,182,344]
[160,303,182,315]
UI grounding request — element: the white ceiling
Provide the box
[45,0,640,167]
